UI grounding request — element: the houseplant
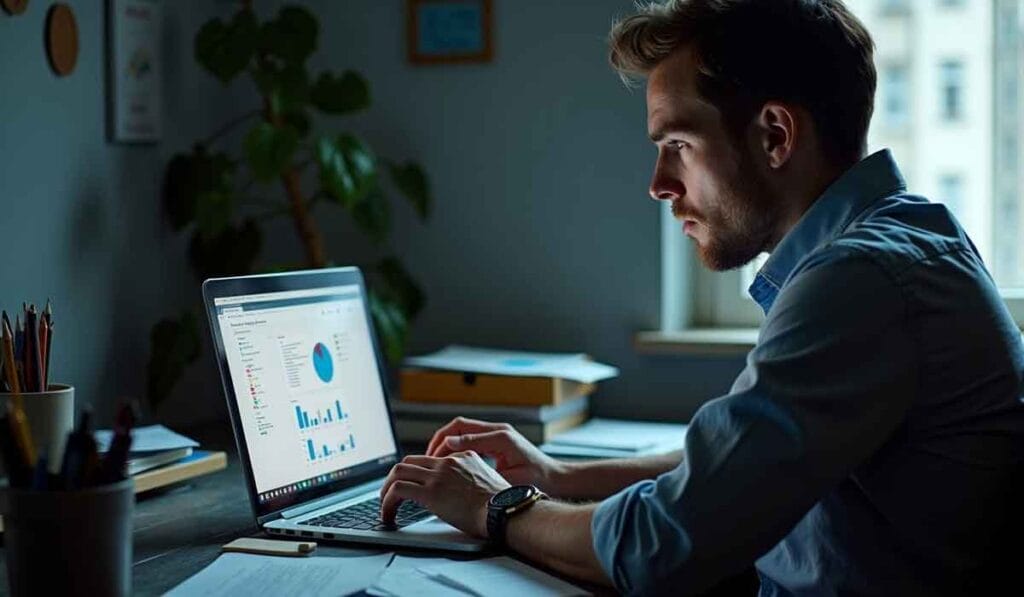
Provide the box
[148,2,431,408]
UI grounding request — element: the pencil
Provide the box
[2,320,35,467]
[43,300,53,389]
[23,306,40,393]
[38,318,48,390]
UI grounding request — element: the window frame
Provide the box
[658,203,1024,335]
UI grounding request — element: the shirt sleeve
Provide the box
[591,254,917,595]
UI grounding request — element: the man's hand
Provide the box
[426,417,567,493]
[379,451,511,537]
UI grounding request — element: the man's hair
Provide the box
[609,0,876,166]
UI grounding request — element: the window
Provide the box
[879,0,910,16]
[657,0,1024,337]
[882,65,909,129]
[939,61,965,121]
[937,174,964,221]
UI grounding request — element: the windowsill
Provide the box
[634,328,759,356]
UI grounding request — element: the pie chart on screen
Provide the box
[312,342,334,383]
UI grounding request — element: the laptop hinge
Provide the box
[276,478,385,521]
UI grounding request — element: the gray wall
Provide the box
[0,0,745,428]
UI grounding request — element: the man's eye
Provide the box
[668,140,689,151]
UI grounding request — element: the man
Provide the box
[379,1,1024,594]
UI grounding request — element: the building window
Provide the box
[937,174,964,221]
[879,0,910,16]
[882,65,909,129]
[939,60,964,121]
[659,0,1024,334]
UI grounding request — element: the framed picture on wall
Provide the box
[406,0,493,65]
[107,0,162,142]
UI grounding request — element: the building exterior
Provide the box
[844,0,1024,287]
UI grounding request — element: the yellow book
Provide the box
[400,369,595,407]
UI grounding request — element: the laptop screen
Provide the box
[213,284,398,505]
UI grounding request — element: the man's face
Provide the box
[646,47,778,271]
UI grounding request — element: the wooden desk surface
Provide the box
[0,423,756,596]
[0,424,607,596]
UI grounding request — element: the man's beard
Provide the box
[684,156,778,272]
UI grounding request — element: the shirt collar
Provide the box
[748,149,907,314]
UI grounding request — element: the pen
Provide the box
[99,401,136,483]
[32,453,49,490]
[0,414,30,487]
[61,409,99,489]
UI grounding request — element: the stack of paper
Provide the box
[404,345,619,384]
[368,555,589,597]
[539,418,688,459]
[167,553,394,596]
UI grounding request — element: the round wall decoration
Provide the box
[1,0,29,16]
[46,3,79,76]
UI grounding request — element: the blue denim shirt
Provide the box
[591,150,1024,596]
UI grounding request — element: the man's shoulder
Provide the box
[791,192,976,286]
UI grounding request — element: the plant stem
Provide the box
[258,86,327,268]
[282,167,327,267]
[201,109,260,148]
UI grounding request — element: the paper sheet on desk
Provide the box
[94,424,199,453]
[368,555,589,597]
[165,552,392,597]
[404,345,619,384]
[542,418,688,455]
[367,555,467,597]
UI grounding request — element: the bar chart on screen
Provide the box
[293,399,348,430]
[303,432,358,462]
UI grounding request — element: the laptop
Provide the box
[202,267,486,552]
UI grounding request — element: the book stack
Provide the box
[394,346,619,444]
[94,424,227,494]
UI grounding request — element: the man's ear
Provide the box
[756,102,797,169]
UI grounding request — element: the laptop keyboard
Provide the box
[304,497,432,531]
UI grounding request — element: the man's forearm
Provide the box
[504,500,611,587]
[549,449,683,500]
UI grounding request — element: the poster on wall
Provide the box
[108,0,162,143]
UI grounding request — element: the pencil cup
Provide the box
[0,478,134,597]
[0,383,74,475]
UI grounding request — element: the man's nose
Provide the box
[649,167,683,202]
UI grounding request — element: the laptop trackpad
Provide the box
[405,518,485,544]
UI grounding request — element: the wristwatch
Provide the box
[486,485,548,547]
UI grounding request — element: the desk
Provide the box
[0,424,754,596]
[0,424,602,595]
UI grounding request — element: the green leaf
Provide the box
[188,219,262,280]
[315,134,377,207]
[244,122,300,181]
[352,188,390,243]
[146,310,201,408]
[386,161,432,220]
[163,148,235,231]
[194,190,233,239]
[195,9,258,84]
[252,63,309,117]
[310,71,370,115]
[368,290,408,363]
[376,257,426,319]
[259,5,318,65]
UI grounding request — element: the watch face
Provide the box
[491,485,534,508]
